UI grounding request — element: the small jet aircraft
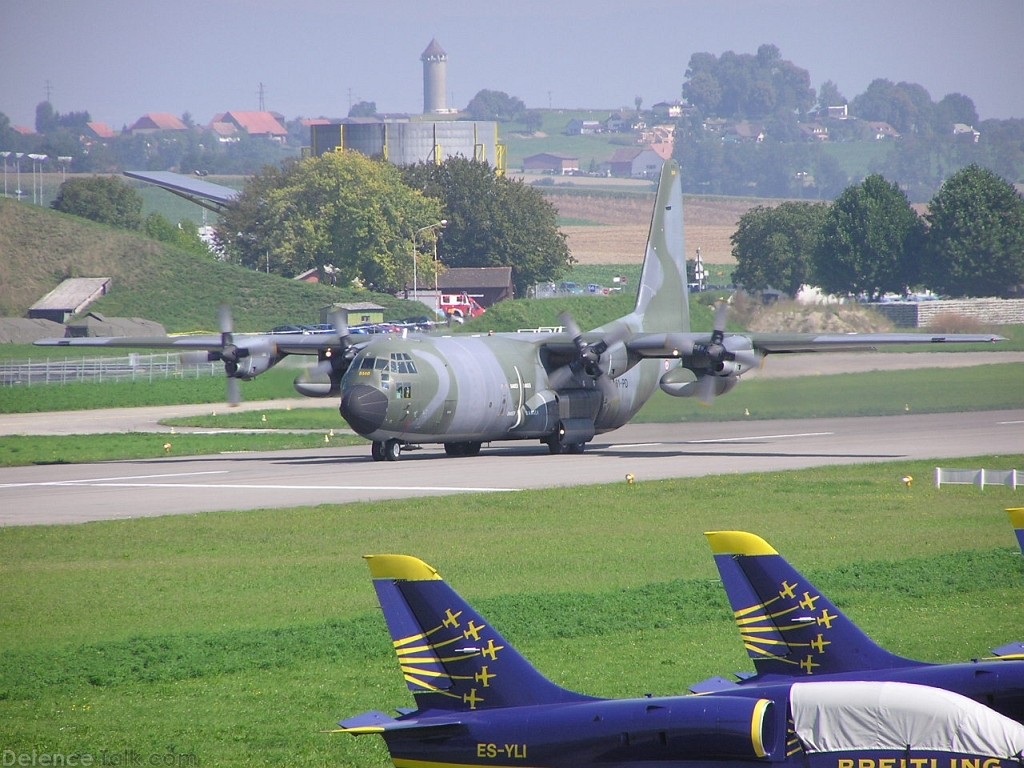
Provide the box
[37,160,1004,461]
[703,530,1024,722]
[334,550,1024,768]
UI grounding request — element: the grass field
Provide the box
[1,457,1022,767]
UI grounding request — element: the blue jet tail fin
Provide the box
[365,554,594,713]
[705,531,924,678]
[1009,508,1024,555]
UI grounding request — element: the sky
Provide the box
[1,0,1022,132]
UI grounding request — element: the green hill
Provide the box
[0,198,429,333]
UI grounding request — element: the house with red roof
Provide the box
[84,122,117,140]
[129,113,187,134]
[210,111,288,142]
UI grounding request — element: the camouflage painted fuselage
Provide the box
[338,328,676,444]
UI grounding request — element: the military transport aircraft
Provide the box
[36,160,1004,461]
[333,548,1024,768]
[703,531,1024,722]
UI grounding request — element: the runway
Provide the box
[2,409,1021,526]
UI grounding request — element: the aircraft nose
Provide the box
[340,384,389,435]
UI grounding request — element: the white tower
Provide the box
[421,38,448,114]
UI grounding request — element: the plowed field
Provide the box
[548,192,767,265]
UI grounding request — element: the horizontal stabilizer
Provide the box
[336,710,464,735]
[991,642,1024,660]
[688,675,740,693]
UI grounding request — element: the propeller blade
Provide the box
[597,371,619,402]
[696,374,718,406]
[219,304,234,339]
[227,376,242,407]
[711,301,729,345]
[732,349,763,369]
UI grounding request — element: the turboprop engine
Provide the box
[659,366,740,399]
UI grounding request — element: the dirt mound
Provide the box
[744,302,895,334]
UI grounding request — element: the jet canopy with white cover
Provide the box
[791,681,1024,758]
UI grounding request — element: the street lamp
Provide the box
[0,152,9,197]
[411,220,447,303]
[14,152,23,200]
[28,154,47,205]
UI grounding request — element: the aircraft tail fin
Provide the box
[632,159,689,334]
[364,554,593,712]
[1009,508,1024,555]
[705,531,923,678]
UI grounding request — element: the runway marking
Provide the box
[0,470,228,488]
[689,431,833,444]
[998,420,1024,425]
[1,478,518,494]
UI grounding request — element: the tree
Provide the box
[217,152,443,291]
[812,175,923,300]
[143,212,210,257]
[921,165,1024,297]
[681,46,813,120]
[51,175,143,230]
[348,101,377,118]
[464,90,526,122]
[402,157,572,296]
[817,80,847,112]
[732,202,828,296]
[934,93,978,133]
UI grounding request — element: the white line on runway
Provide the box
[0,470,229,488]
[689,431,834,443]
[2,480,519,493]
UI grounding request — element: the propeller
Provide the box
[292,310,361,397]
[548,311,624,401]
[685,302,762,405]
[217,305,245,406]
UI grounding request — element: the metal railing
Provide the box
[0,353,221,387]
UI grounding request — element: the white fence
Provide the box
[0,353,220,387]
[935,467,1019,490]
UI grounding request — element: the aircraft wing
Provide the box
[626,331,1005,358]
[746,332,1006,354]
[123,170,239,215]
[34,333,345,356]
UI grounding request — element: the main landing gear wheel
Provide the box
[546,435,586,455]
[371,441,386,462]
[371,440,403,461]
[443,441,482,457]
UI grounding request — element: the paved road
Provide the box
[2,410,1021,526]
[2,352,1020,437]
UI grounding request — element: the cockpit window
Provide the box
[390,352,417,374]
[356,353,416,376]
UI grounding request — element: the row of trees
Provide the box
[47,153,573,298]
[216,153,571,297]
[731,165,1024,300]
